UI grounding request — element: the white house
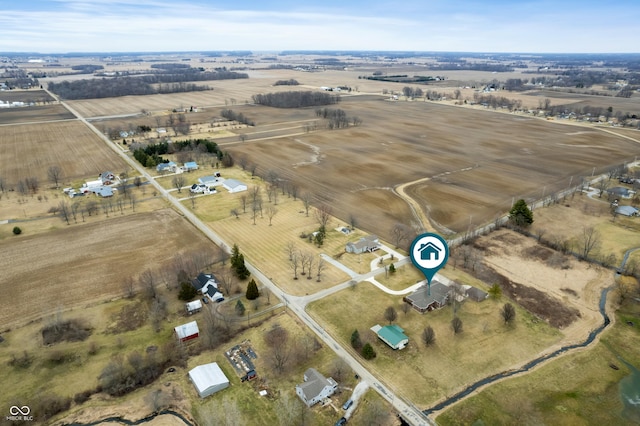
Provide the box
[345,235,380,254]
[295,368,338,407]
[222,179,248,193]
[188,362,230,398]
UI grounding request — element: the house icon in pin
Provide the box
[418,242,441,261]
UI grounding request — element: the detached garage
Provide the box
[189,362,230,398]
[222,179,248,193]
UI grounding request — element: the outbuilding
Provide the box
[185,300,203,315]
[188,362,230,398]
[223,179,248,193]
[175,320,199,342]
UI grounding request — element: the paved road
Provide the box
[49,90,433,426]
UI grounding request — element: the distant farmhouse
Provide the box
[616,205,639,217]
[156,161,178,173]
[295,368,338,407]
[345,235,380,254]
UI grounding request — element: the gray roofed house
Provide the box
[403,281,449,313]
[345,235,380,254]
[615,205,639,217]
[608,186,633,198]
[295,368,338,407]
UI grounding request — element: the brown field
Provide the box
[0,89,55,103]
[0,120,128,185]
[223,97,640,240]
[0,209,216,329]
[0,104,75,124]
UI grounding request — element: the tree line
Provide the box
[48,78,210,100]
[252,91,340,108]
[221,109,255,126]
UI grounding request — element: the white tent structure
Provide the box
[189,362,230,398]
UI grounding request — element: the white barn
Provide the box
[223,179,248,193]
[188,362,230,398]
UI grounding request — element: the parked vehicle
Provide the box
[342,399,353,410]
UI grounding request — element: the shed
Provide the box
[371,324,409,350]
[223,179,248,193]
[185,300,203,315]
[466,286,489,302]
[188,362,230,398]
[94,186,114,198]
[175,320,199,342]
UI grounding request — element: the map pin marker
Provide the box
[409,233,449,285]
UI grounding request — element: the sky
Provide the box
[1,0,638,54]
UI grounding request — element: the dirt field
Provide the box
[0,89,55,103]
[0,209,217,329]
[0,104,75,124]
[0,120,128,186]
[222,97,640,240]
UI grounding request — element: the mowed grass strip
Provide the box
[307,283,562,408]
[206,193,352,295]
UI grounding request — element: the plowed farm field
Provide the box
[0,209,216,329]
[0,120,127,185]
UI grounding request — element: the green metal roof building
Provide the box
[370,324,409,350]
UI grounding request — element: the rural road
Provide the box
[49,90,433,426]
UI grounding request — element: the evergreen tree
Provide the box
[178,282,197,301]
[234,253,251,280]
[389,263,396,274]
[509,199,534,227]
[361,343,376,360]
[246,279,259,300]
[231,244,241,267]
[350,329,362,350]
[235,300,245,316]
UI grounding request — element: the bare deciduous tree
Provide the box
[267,206,278,225]
[264,324,290,374]
[384,306,397,324]
[301,192,312,216]
[579,226,601,259]
[451,316,463,334]
[422,326,436,346]
[47,165,63,189]
[314,204,332,229]
[316,257,326,282]
[391,222,411,248]
[172,175,186,193]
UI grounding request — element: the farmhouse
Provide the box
[100,171,116,185]
[222,179,248,193]
[188,362,230,398]
[192,273,224,302]
[185,299,202,315]
[156,161,177,173]
[403,281,450,313]
[345,235,380,254]
[608,186,633,199]
[616,205,639,217]
[93,186,114,198]
[295,368,338,407]
[175,320,199,342]
[370,324,409,350]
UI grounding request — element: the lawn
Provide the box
[306,280,563,409]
